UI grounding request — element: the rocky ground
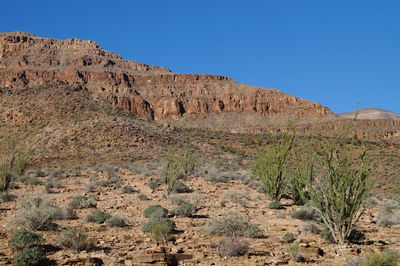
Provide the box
[1,159,400,266]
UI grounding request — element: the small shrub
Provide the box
[105,216,128,227]
[219,190,251,207]
[20,177,42,186]
[319,227,335,243]
[204,212,261,238]
[301,222,321,234]
[287,243,304,262]
[12,247,44,266]
[283,233,297,243]
[61,207,78,220]
[151,222,172,241]
[83,180,96,193]
[172,182,191,193]
[170,195,189,206]
[143,205,169,219]
[0,171,12,191]
[291,205,316,221]
[57,228,94,252]
[362,250,399,266]
[172,203,196,217]
[147,181,159,192]
[377,211,400,227]
[141,218,176,233]
[217,238,249,257]
[268,201,284,209]
[122,185,137,194]
[379,201,400,212]
[10,196,62,230]
[68,196,97,209]
[138,193,150,201]
[0,192,16,202]
[84,210,112,224]
[8,230,43,252]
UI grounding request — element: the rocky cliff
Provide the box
[0,31,331,122]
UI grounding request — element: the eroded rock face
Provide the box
[0,31,331,121]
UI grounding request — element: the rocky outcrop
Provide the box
[0,31,331,121]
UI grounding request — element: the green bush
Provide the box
[84,210,111,224]
[67,196,97,209]
[252,133,293,202]
[150,222,172,241]
[141,218,176,234]
[172,182,191,193]
[57,228,94,252]
[143,205,168,219]
[362,250,399,266]
[283,233,297,243]
[204,212,261,238]
[12,247,44,266]
[8,230,43,252]
[172,203,196,217]
[287,244,304,262]
[268,201,284,209]
[105,216,128,227]
[294,133,371,244]
[147,181,159,192]
[20,177,42,186]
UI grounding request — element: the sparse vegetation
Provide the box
[10,195,62,230]
[67,196,97,209]
[217,237,249,257]
[252,132,293,202]
[105,216,128,227]
[283,232,297,243]
[8,230,43,252]
[143,205,169,219]
[287,243,304,262]
[172,203,196,217]
[141,218,176,238]
[268,201,284,209]
[12,247,44,266]
[204,212,261,238]
[57,228,95,252]
[84,210,112,224]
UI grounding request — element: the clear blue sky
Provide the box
[2,0,399,113]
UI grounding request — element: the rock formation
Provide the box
[0,31,331,122]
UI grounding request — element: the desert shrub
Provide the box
[217,238,249,257]
[68,196,97,209]
[252,132,293,202]
[141,218,176,234]
[57,228,94,252]
[82,180,96,193]
[97,175,122,187]
[122,185,137,194]
[143,205,169,219]
[61,207,78,220]
[291,205,316,221]
[294,133,371,243]
[20,177,42,186]
[219,190,250,207]
[0,192,16,202]
[105,216,128,227]
[301,222,321,234]
[138,193,150,201]
[362,250,399,266]
[172,182,191,193]
[8,230,43,252]
[170,195,189,206]
[287,243,304,262]
[44,176,63,193]
[379,201,400,212]
[268,201,284,209]
[0,159,13,191]
[150,222,172,241]
[163,151,198,196]
[204,212,261,238]
[12,247,44,266]
[283,233,297,243]
[377,211,400,227]
[84,210,111,224]
[319,227,335,243]
[147,181,159,192]
[172,203,196,217]
[10,196,62,230]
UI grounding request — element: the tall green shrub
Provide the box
[252,132,293,201]
[296,134,371,244]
